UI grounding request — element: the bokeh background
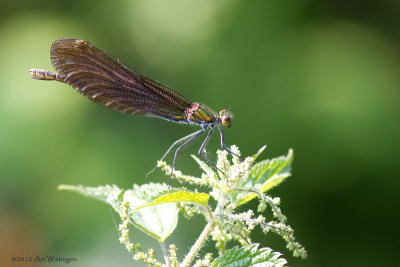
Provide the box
[1,0,399,266]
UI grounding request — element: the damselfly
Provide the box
[30,38,240,184]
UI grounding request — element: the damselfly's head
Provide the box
[219,110,233,128]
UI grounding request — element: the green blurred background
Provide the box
[1,0,399,266]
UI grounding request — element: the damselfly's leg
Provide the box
[218,125,244,161]
[168,128,206,186]
[146,128,205,177]
[197,125,225,174]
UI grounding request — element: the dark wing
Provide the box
[50,38,192,118]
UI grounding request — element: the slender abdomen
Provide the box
[29,69,66,83]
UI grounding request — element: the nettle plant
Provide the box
[59,145,307,266]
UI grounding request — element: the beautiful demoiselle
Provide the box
[30,38,240,184]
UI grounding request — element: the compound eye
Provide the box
[219,110,233,128]
[222,116,232,127]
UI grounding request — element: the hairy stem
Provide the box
[160,241,171,267]
[180,221,214,267]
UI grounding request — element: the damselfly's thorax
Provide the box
[183,102,233,128]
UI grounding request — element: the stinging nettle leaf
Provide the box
[58,184,124,211]
[136,190,210,210]
[252,145,267,161]
[232,149,293,207]
[59,183,179,241]
[192,154,217,179]
[211,243,287,267]
[123,183,179,241]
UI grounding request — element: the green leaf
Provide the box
[211,243,287,267]
[192,154,217,179]
[59,183,179,241]
[232,149,293,207]
[136,190,210,210]
[58,184,124,211]
[124,183,179,241]
[252,145,267,161]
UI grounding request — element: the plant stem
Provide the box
[180,221,214,267]
[160,241,171,267]
[180,191,228,267]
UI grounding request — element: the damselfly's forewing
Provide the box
[51,38,194,121]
